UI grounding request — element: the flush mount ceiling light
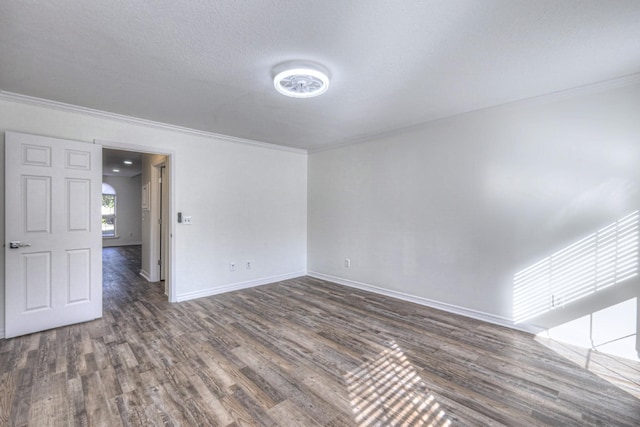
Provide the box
[273,61,330,98]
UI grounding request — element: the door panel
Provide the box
[24,252,52,310]
[22,144,51,166]
[67,179,91,231]
[5,131,102,338]
[65,149,91,169]
[67,249,92,303]
[24,176,51,232]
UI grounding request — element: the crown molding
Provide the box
[4,71,639,156]
[0,90,307,155]
[309,72,640,153]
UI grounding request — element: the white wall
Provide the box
[0,97,308,335]
[308,82,640,329]
[102,175,142,247]
[2,81,638,352]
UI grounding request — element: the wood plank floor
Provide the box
[1,245,639,426]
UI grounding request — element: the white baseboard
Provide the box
[176,271,307,302]
[139,269,152,282]
[307,271,543,335]
[102,241,143,247]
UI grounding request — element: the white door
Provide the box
[5,131,102,338]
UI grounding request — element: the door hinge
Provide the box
[158,259,161,266]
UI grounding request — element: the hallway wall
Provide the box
[102,174,142,247]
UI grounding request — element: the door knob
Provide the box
[9,241,31,249]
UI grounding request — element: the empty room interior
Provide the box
[1,1,640,426]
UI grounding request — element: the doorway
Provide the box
[101,143,174,302]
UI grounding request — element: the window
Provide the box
[102,183,117,237]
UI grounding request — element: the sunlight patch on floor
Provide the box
[345,341,452,426]
[535,336,640,400]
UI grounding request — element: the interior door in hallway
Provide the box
[5,131,102,338]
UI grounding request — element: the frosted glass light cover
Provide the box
[274,68,329,98]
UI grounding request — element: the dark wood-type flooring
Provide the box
[1,245,639,426]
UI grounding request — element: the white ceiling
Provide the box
[103,149,142,178]
[1,1,639,151]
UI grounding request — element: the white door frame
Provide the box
[156,161,168,284]
[96,139,177,303]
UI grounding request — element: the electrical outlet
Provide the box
[344,258,351,268]
[230,263,236,272]
[183,216,192,224]
[245,260,252,270]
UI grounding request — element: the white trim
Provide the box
[102,241,142,247]
[97,139,177,303]
[4,73,638,155]
[309,72,640,153]
[95,139,176,157]
[0,90,307,155]
[139,269,152,282]
[176,271,307,302]
[307,271,545,335]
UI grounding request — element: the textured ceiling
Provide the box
[103,149,142,178]
[1,1,640,151]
